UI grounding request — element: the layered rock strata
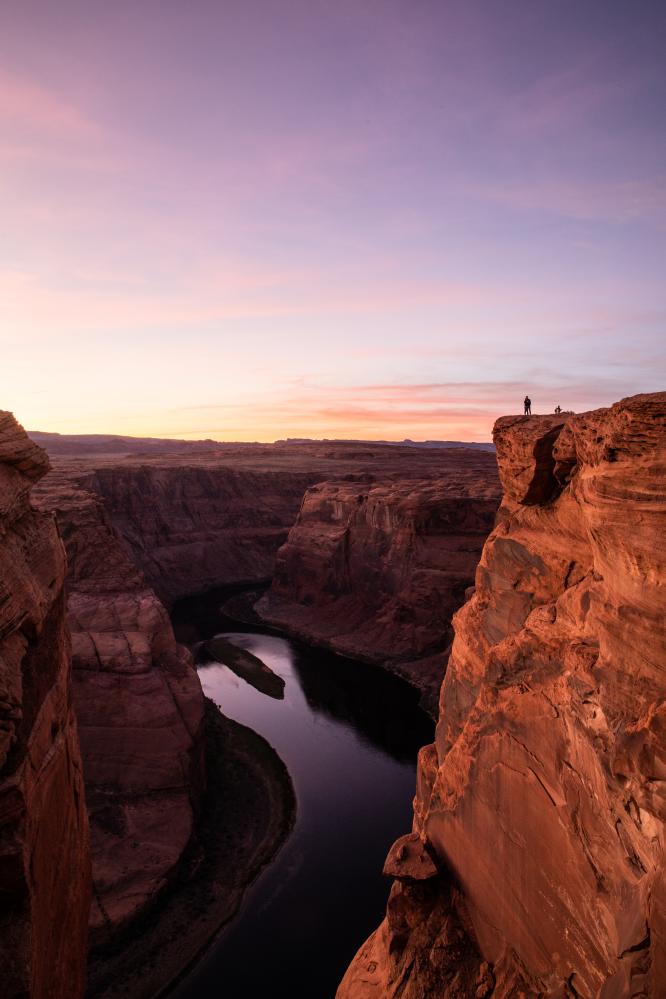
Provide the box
[0,413,90,998]
[33,475,205,945]
[33,439,496,614]
[257,466,500,711]
[339,392,666,998]
[87,464,319,606]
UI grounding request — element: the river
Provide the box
[170,591,433,999]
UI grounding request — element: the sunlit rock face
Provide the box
[34,473,205,946]
[257,459,501,712]
[0,413,90,999]
[339,393,666,999]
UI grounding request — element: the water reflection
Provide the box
[169,590,433,999]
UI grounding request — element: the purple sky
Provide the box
[1,0,665,440]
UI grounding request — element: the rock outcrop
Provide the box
[33,473,205,945]
[338,392,666,998]
[0,413,90,998]
[257,456,500,711]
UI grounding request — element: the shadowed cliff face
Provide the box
[256,460,501,713]
[338,392,666,999]
[0,413,90,999]
[87,465,320,606]
[32,441,498,616]
[33,475,205,947]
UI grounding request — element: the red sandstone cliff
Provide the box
[34,472,205,946]
[257,455,500,711]
[0,413,90,998]
[87,464,319,605]
[338,392,666,999]
[33,440,497,613]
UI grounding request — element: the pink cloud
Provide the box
[463,175,666,224]
[0,69,102,140]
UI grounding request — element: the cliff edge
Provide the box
[0,413,90,998]
[338,392,666,999]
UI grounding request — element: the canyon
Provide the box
[338,392,666,999]
[4,391,664,999]
[15,431,496,997]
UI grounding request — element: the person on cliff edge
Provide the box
[524,395,532,415]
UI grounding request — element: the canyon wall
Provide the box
[87,464,319,605]
[33,440,498,620]
[257,458,500,712]
[34,472,206,946]
[339,392,666,999]
[28,440,498,944]
[0,413,90,998]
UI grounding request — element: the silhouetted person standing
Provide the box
[524,395,532,415]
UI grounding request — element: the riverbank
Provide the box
[86,698,296,999]
[176,583,444,718]
[166,628,433,998]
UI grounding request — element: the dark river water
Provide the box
[170,590,433,999]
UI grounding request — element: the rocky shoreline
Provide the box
[86,699,296,999]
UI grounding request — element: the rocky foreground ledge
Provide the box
[338,392,666,999]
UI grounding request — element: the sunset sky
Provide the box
[1,0,664,441]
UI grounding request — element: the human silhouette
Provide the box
[524,395,532,416]
[554,405,562,414]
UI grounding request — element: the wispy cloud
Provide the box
[462,175,666,224]
[0,69,129,176]
[161,374,637,442]
[0,69,102,140]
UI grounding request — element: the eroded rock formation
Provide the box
[257,457,500,712]
[87,464,319,606]
[33,473,205,946]
[32,439,497,616]
[339,393,666,998]
[0,413,90,998]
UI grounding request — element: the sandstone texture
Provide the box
[0,413,90,998]
[87,463,319,606]
[256,456,500,712]
[33,472,205,946]
[33,439,498,622]
[339,393,666,999]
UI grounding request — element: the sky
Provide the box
[1,0,665,442]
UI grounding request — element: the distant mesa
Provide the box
[29,430,495,455]
[276,436,495,451]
